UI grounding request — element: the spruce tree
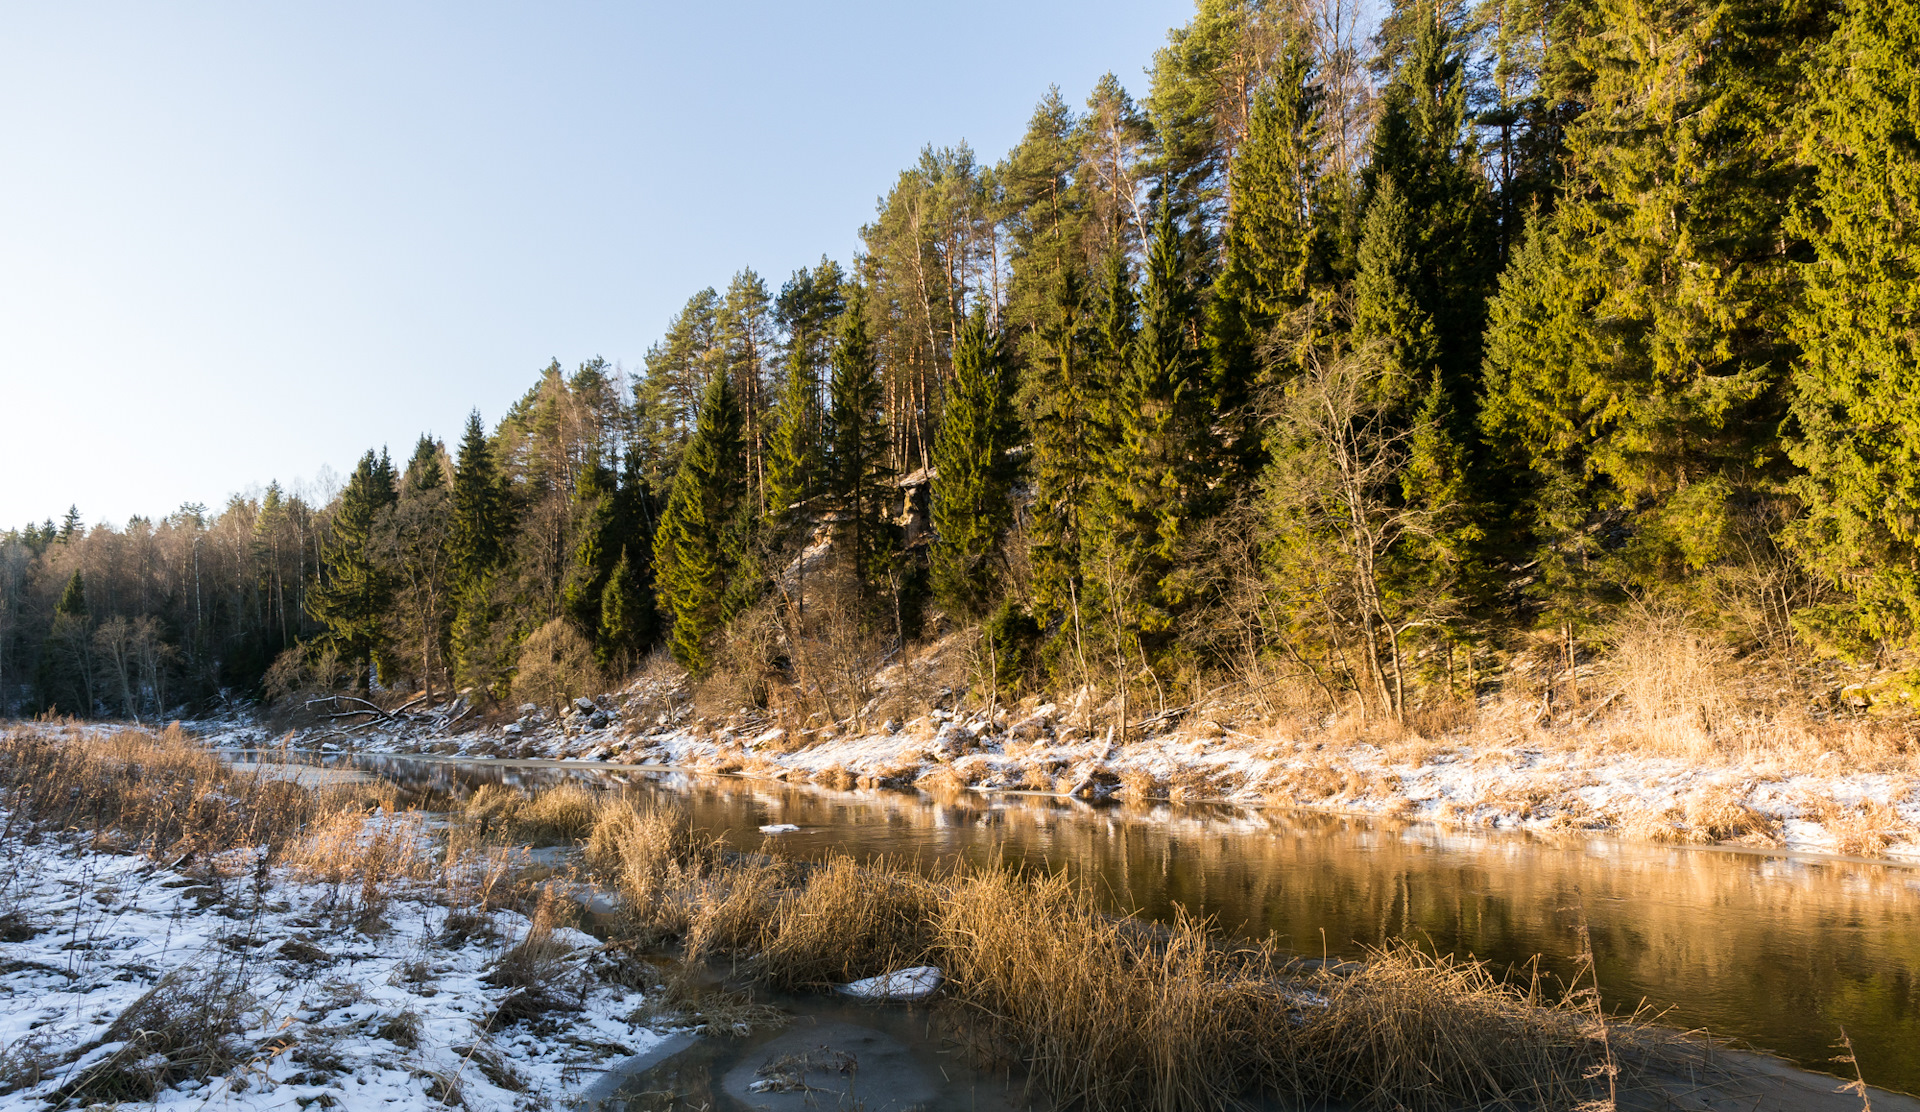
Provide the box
[764,340,826,533]
[562,463,618,643]
[449,411,509,690]
[653,372,749,672]
[450,411,507,580]
[597,546,646,669]
[1482,0,1832,607]
[309,449,398,686]
[1206,26,1326,466]
[1786,0,1920,650]
[55,569,86,617]
[825,283,893,596]
[1089,209,1205,644]
[930,310,1017,617]
[766,263,845,536]
[1026,264,1101,631]
[1353,179,1439,391]
[1363,0,1494,433]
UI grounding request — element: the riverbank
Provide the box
[245,647,1920,862]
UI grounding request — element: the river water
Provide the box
[245,752,1920,1095]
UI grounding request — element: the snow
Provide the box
[0,812,670,1112]
[833,966,942,1001]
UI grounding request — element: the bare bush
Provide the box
[511,618,601,718]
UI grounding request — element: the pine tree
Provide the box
[930,310,1017,617]
[653,372,749,672]
[1786,0,1920,650]
[718,269,776,509]
[309,449,398,686]
[825,283,893,596]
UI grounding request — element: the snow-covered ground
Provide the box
[0,813,665,1112]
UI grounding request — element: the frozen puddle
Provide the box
[584,1003,1040,1111]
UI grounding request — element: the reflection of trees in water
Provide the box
[329,753,1920,1091]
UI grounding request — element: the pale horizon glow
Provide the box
[0,1,1191,529]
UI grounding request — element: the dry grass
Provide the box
[284,805,436,927]
[0,723,339,858]
[1120,767,1164,802]
[1815,798,1904,857]
[583,797,730,937]
[487,887,580,994]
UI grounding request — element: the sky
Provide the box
[0,0,1193,529]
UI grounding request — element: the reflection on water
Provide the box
[237,752,1920,1094]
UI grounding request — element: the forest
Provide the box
[3,0,1913,728]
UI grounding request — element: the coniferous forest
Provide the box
[4,0,1915,725]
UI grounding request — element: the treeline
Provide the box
[5,0,1917,722]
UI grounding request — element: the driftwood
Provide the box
[303,692,473,735]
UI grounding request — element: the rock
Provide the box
[933,722,975,760]
[834,965,943,1001]
[574,696,599,715]
[502,722,524,737]
[587,710,610,729]
[518,702,539,715]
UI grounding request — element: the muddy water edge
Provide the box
[226,751,1920,1097]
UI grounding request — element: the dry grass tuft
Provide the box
[1816,798,1905,857]
[58,962,251,1104]
[1679,783,1779,843]
[1120,767,1165,802]
[462,782,602,845]
[487,887,578,994]
[810,763,856,791]
[1598,609,1737,759]
[752,855,941,989]
[584,798,729,936]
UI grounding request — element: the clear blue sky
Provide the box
[0,0,1193,528]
